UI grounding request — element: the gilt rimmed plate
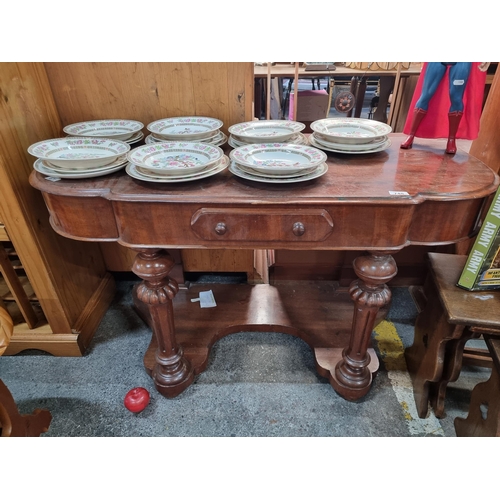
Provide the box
[229,161,328,184]
[44,154,128,173]
[63,119,144,141]
[310,117,392,144]
[125,131,145,144]
[229,143,327,175]
[232,161,319,179]
[228,120,305,143]
[127,141,224,175]
[228,133,308,148]
[147,116,223,141]
[33,158,127,179]
[126,157,228,183]
[28,137,130,169]
[136,155,229,180]
[309,133,392,154]
[311,132,388,151]
[146,130,227,147]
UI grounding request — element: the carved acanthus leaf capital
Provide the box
[349,279,392,308]
[136,278,179,305]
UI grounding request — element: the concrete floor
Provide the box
[0,279,491,437]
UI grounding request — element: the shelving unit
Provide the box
[0,238,42,330]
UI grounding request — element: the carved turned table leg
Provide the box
[331,252,397,401]
[132,249,194,398]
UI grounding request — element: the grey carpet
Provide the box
[0,280,491,437]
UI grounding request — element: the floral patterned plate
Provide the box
[136,156,229,180]
[63,119,144,141]
[229,143,327,175]
[126,157,228,183]
[33,158,127,179]
[309,133,392,154]
[233,161,319,178]
[28,137,130,169]
[125,131,145,144]
[44,154,128,173]
[311,132,388,151]
[147,116,223,141]
[310,118,392,145]
[229,161,328,184]
[146,130,227,147]
[228,133,308,148]
[228,120,305,143]
[127,141,224,175]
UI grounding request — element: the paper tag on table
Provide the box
[191,290,217,308]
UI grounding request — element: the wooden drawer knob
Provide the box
[293,222,305,236]
[214,222,227,235]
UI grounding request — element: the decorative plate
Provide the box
[63,119,144,141]
[310,117,392,144]
[228,120,305,143]
[125,131,145,144]
[229,161,328,184]
[33,158,127,179]
[333,91,355,113]
[309,133,392,154]
[126,157,228,183]
[311,132,387,151]
[136,156,229,180]
[229,143,327,175]
[146,130,227,147]
[147,116,223,140]
[28,137,131,169]
[233,162,319,178]
[228,133,308,148]
[127,141,224,175]
[44,154,128,173]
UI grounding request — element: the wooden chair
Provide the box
[0,300,52,437]
[404,252,500,420]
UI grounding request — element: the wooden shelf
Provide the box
[0,242,40,329]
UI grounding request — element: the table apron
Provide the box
[42,194,484,250]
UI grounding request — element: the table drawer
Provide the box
[191,208,334,242]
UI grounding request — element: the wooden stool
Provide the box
[404,252,500,418]
[455,335,500,436]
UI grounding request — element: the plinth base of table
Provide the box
[133,281,385,399]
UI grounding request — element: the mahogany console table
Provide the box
[29,134,499,401]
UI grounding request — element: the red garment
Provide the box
[403,62,486,139]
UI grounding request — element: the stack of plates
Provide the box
[125,141,229,183]
[28,137,131,179]
[229,143,328,184]
[145,116,227,147]
[228,120,307,148]
[309,117,392,154]
[63,119,144,145]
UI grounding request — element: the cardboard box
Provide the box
[289,90,329,122]
[457,185,500,290]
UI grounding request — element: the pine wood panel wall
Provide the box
[44,62,253,135]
